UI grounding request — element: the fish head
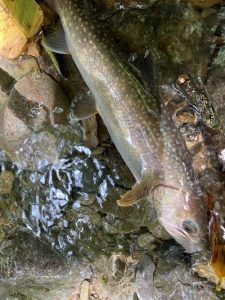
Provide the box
[154,185,208,253]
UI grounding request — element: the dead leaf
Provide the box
[0,0,43,59]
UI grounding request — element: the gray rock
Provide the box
[137,233,155,248]
[96,187,171,240]
[73,206,102,227]
[153,247,218,300]
[0,55,39,81]
[76,192,97,206]
[102,216,140,234]
[135,254,155,300]
[0,71,73,170]
[0,231,93,300]
[0,89,9,113]
[0,170,14,194]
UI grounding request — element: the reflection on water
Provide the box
[13,146,115,257]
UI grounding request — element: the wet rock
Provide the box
[102,215,140,234]
[97,115,111,144]
[109,0,216,84]
[0,55,39,80]
[135,254,155,300]
[0,89,8,112]
[16,132,61,170]
[153,0,216,82]
[0,231,93,300]
[68,206,102,227]
[0,67,14,112]
[76,192,97,206]
[82,115,99,149]
[106,148,135,189]
[96,186,171,240]
[0,198,19,242]
[0,68,14,95]
[93,0,156,11]
[90,253,154,299]
[153,246,218,299]
[110,9,156,55]
[12,71,69,127]
[60,54,88,100]
[137,232,155,248]
[0,71,77,169]
[92,253,137,299]
[70,154,110,193]
[0,170,14,194]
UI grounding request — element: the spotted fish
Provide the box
[43,0,208,252]
[176,74,225,289]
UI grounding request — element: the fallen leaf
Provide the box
[0,0,43,59]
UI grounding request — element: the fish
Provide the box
[155,85,208,253]
[42,0,208,252]
[176,74,225,290]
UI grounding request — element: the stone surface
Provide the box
[102,215,140,234]
[0,55,39,80]
[0,170,14,194]
[0,71,74,169]
[135,254,155,300]
[137,232,155,248]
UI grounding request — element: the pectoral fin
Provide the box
[73,92,97,120]
[117,173,161,207]
[41,22,69,54]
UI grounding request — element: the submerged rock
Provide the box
[0,71,81,170]
[96,186,170,240]
[0,170,14,195]
[0,231,93,300]
[153,246,218,299]
[108,0,216,85]
[137,232,156,249]
[102,215,140,234]
[135,254,155,300]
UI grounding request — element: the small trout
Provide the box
[44,0,208,252]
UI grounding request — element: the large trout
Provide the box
[43,0,208,252]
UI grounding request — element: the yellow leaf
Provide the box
[0,0,43,59]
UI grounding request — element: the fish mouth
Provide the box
[164,221,190,239]
[161,221,205,253]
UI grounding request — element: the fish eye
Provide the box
[182,219,199,234]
